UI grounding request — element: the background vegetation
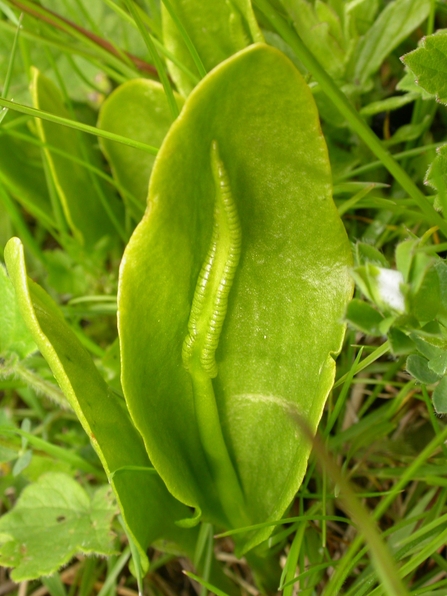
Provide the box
[1,0,447,594]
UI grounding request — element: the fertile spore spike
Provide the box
[182,140,242,378]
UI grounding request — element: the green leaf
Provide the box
[346,299,384,336]
[281,0,347,79]
[396,71,434,100]
[407,353,441,384]
[352,265,406,313]
[0,264,36,359]
[4,237,198,575]
[118,44,353,552]
[435,260,447,323]
[425,144,447,214]
[97,79,184,216]
[0,473,117,581]
[410,332,445,361]
[428,351,447,377]
[395,239,417,283]
[348,0,430,88]
[359,92,419,117]
[432,376,447,414]
[30,68,125,247]
[0,115,55,229]
[355,242,389,268]
[409,261,441,325]
[162,0,262,95]
[402,30,447,104]
[388,328,416,355]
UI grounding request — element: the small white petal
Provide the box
[376,268,405,312]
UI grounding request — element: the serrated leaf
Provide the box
[432,376,447,414]
[0,264,36,359]
[402,30,447,104]
[407,353,441,384]
[0,473,117,581]
[97,79,184,216]
[118,44,353,553]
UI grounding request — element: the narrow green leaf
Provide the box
[0,97,159,155]
[30,68,125,247]
[356,242,389,268]
[0,473,117,581]
[119,44,353,552]
[125,0,179,120]
[0,116,55,229]
[281,0,347,79]
[349,0,430,88]
[360,93,419,116]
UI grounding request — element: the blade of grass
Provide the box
[0,12,22,124]
[124,0,179,120]
[0,426,105,477]
[183,571,230,596]
[102,0,200,85]
[0,97,159,154]
[44,47,127,243]
[3,127,143,218]
[334,341,390,388]
[96,547,131,596]
[160,0,207,79]
[295,417,410,596]
[0,183,47,263]
[253,0,447,237]
[0,18,128,85]
[323,420,447,595]
[9,0,151,78]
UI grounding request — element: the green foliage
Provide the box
[119,42,352,552]
[4,238,199,577]
[348,239,447,413]
[30,68,125,247]
[1,0,447,593]
[162,0,262,95]
[402,30,447,104]
[0,264,35,358]
[97,79,184,215]
[0,473,117,581]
